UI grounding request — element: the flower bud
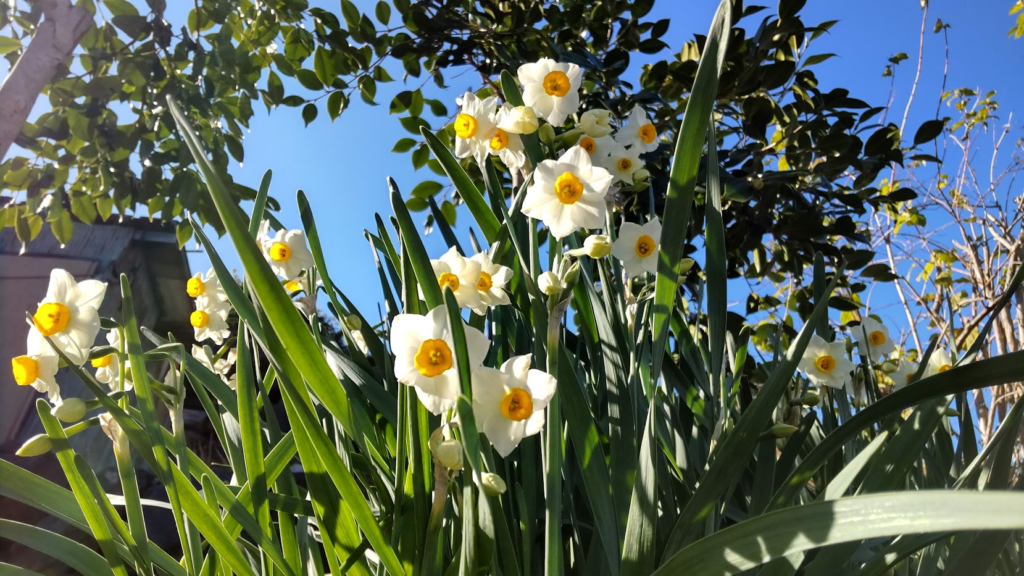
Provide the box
[537,271,563,296]
[16,434,52,457]
[801,392,821,406]
[53,398,87,423]
[99,412,120,444]
[944,407,960,417]
[679,258,695,275]
[344,314,362,331]
[583,234,611,258]
[626,302,639,332]
[480,472,507,496]
[769,423,799,438]
[432,439,464,471]
[498,105,539,135]
[880,360,898,374]
[537,123,556,145]
[579,109,614,137]
[561,261,581,289]
[632,169,651,185]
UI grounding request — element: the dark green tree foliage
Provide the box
[0,0,937,293]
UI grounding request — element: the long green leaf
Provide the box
[661,265,844,558]
[650,0,731,380]
[704,122,726,394]
[656,492,1024,575]
[558,349,619,574]
[770,348,1024,510]
[36,400,129,576]
[0,519,112,576]
[421,127,501,243]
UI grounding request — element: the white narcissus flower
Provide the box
[496,104,539,135]
[854,317,896,359]
[521,146,612,239]
[890,360,919,390]
[27,269,107,366]
[796,334,854,389]
[489,104,527,171]
[602,141,644,185]
[517,58,582,125]
[258,221,315,280]
[187,268,227,303]
[469,248,512,316]
[579,109,614,137]
[193,345,237,390]
[611,219,662,276]
[472,354,557,457]
[453,91,498,166]
[576,134,615,163]
[11,350,60,403]
[93,329,132,392]
[428,247,484,311]
[390,305,490,414]
[924,348,954,378]
[191,298,232,345]
[615,105,659,153]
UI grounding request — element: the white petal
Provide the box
[45,269,77,304]
[525,369,557,405]
[500,354,533,382]
[75,280,107,310]
[483,416,525,458]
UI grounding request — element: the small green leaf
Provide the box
[913,119,945,146]
[302,103,318,126]
[411,180,443,199]
[375,1,391,25]
[0,37,22,54]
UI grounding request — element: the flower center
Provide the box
[500,387,534,421]
[285,280,302,292]
[815,355,836,373]
[414,339,453,377]
[187,277,205,297]
[617,158,633,171]
[12,356,39,386]
[490,128,509,151]
[438,272,460,292]
[639,124,657,144]
[191,310,210,328]
[634,234,655,257]
[33,302,71,337]
[554,172,584,204]
[91,354,114,369]
[477,271,493,292]
[579,136,596,154]
[868,330,886,346]
[939,364,952,373]
[455,113,478,139]
[269,242,292,262]
[543,71,571,97]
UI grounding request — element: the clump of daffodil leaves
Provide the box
[9,2,1024,574]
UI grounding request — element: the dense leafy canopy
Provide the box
[1,0,941,289]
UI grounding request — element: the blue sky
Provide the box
[134,1,1024,332]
